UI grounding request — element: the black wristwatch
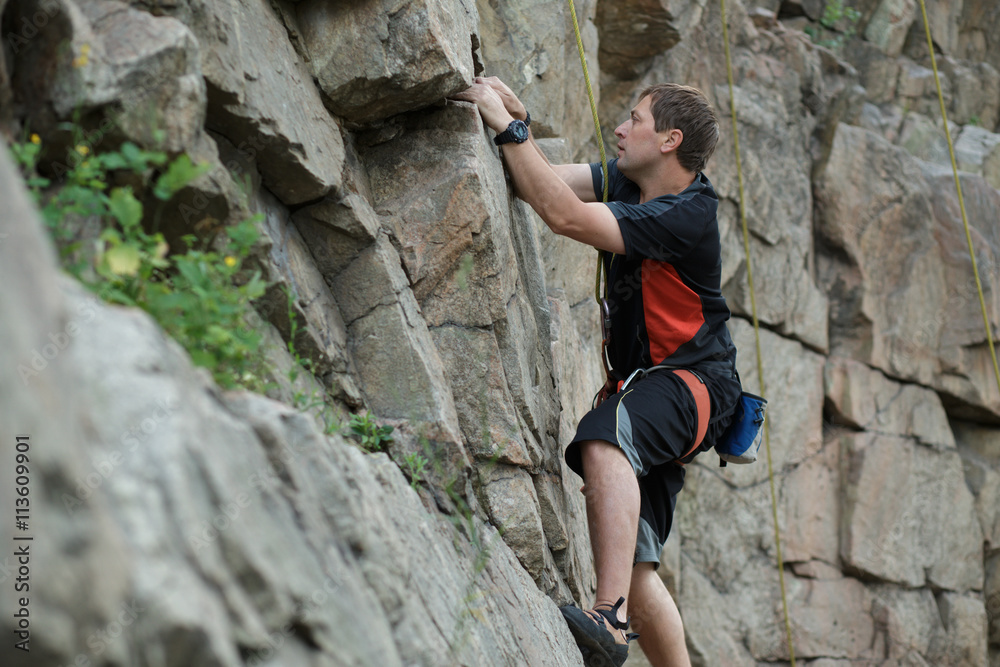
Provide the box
[494,119,529,146]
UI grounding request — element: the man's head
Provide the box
[615,84,719,176]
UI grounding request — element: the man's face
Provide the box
[614,95,668,178]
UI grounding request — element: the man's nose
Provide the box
[615,122,627,138]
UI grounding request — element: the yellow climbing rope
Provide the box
[565,0,609,304]
[719,1,796,663]
[917,0,1000,399]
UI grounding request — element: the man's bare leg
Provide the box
[628,562,691,666]
[580,438,641,642]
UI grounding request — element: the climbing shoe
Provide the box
[560,597,637,667]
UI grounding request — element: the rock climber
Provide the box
[453,76,741,667]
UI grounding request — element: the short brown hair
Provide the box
[639,84,719,173]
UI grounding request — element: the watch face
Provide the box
[512,121,529,142]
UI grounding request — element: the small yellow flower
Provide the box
[224,256,237,268]
[30,134,40,145]
[76,145,89,156]
[72,43,91,68]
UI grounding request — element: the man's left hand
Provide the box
[451,79,516,134]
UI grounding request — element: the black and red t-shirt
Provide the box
[591,159,737,382]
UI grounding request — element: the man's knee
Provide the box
[629,563,671,615]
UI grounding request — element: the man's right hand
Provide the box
[477,76,527,122]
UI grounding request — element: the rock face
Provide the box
[2,0,1000,665]
[0,149,582,666]
[297,0,478,124]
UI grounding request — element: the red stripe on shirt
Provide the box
[641,259,705,363]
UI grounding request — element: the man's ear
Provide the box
[660,128,683,154]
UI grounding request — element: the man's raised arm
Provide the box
[453,78,622,254]
[474,77,598,203]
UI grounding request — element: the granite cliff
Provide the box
[1,0,998,664]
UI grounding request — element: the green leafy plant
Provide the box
[10,131,268,390]
[348,411,394,452]
[804,0,862,50]
[402,452,429,489]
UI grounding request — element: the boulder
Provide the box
[253,188,355,384]
[362,102,518,329]
[296,0,478,124]
[429,324,534,466]
[712,41,832,351]
[897,110,954,165]
[494,289,560,468]
[480,464,548,581]
[138,0,345,205]
[824,356,955,448]
[4,0,205,152]
[955,425,1000,550]
[983,141,1000,191]
[782,438,840,565]
[940,57,1000,130]
[293,193,383,278]
[361,102,560,469]
[679,561,757,667]
[816,123,1000,419]
[475,0,599,141]
[864,0,917,57]
[676,461,783,592]
[595,0,681,79]
[937,593,990,666]
[712,71,831,348]
[958,1,1000,116]
[331,235,463,440]
[955,125,1000,175]
[921,166,1000,420]
[839,432,983,590]
[902,0,963,58]
[551,449,597,606]
[870,585,951,663]
[857,101,906,143]
[750,575,875,661]
[846,40,902,104]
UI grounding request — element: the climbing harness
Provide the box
[917,0,1000,399]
